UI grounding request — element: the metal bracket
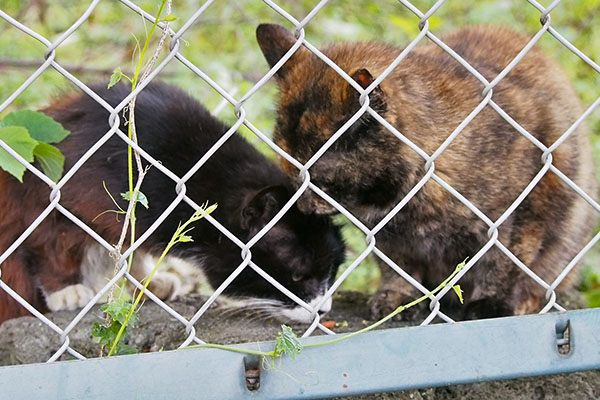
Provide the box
[1,309,600,399]
[244,355,261,391]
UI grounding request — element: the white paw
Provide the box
[278,294,333,323]
[146,272,182,301]
[45,284,96,312]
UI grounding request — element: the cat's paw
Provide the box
[461,298,513,320]
[146,272,181,301]
[45,284,96,312]
[367,287,427,322]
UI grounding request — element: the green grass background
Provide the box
[1,0,599,302]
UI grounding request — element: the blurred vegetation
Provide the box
[0,0,598,300]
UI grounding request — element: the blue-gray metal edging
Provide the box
[1,308,599,399]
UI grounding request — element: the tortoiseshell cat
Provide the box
[257,24,597,320]
[0,82,344,325]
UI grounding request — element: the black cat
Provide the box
[0,82,345,324]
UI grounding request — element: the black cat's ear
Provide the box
[241,185,290,231]
[346,68,387,112]
[256,23,309,80]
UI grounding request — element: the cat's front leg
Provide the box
[129,252,182,301]
[367,264,428,322]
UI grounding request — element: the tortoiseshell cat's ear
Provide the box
[256,23,309,79]
[345,68,387,112]
[352,69,375,89]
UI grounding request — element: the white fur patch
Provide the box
[79,243,211,302]
[45,243,332,322]
[144,270,181,301]
[279,294,333,323]
[79,243,114,293]
[44,284,96,312]
[43,244,211,312]
[149,254,211,297]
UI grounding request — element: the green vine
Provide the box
[108,0,170,278]
[92,0,180,356]
[187,258,467,360]
[91,1,466,362]
[106,203,217,356]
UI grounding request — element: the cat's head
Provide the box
[256,24,404,220]
[205,184,345,323]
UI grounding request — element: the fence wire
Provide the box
[0,0,599,365]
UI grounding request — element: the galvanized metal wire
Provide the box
[0,0,598,362]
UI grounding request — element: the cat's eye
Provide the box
[292,272,304,282]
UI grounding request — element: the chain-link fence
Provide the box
[1,0,599,395]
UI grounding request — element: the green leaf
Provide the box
[91,320,137,355]
[452,285,464,304]
[108,67,123,89]
[164,13,177,22]
[115,343,138,355]
[121,190,149,209]
[178,234,194,243]
[93,298,139,355]
[274,325,302,360]
[0,110,70,144]
[192,202,217,220]
[585,287,600,308]
[101,299,137,327]
[91,322,125,345]
[33,142,65,182]
[91,322,111,345]
[0,126,38,182]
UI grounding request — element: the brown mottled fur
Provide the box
[257,24,598,320]
[0,173,84,321]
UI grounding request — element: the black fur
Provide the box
[0,82,345,323]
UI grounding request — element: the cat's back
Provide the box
[396,26,596,212]
[420,26,535,74]
[45,82,227,162]
[412,26,578,106]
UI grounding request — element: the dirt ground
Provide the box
[1,291,598,399]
